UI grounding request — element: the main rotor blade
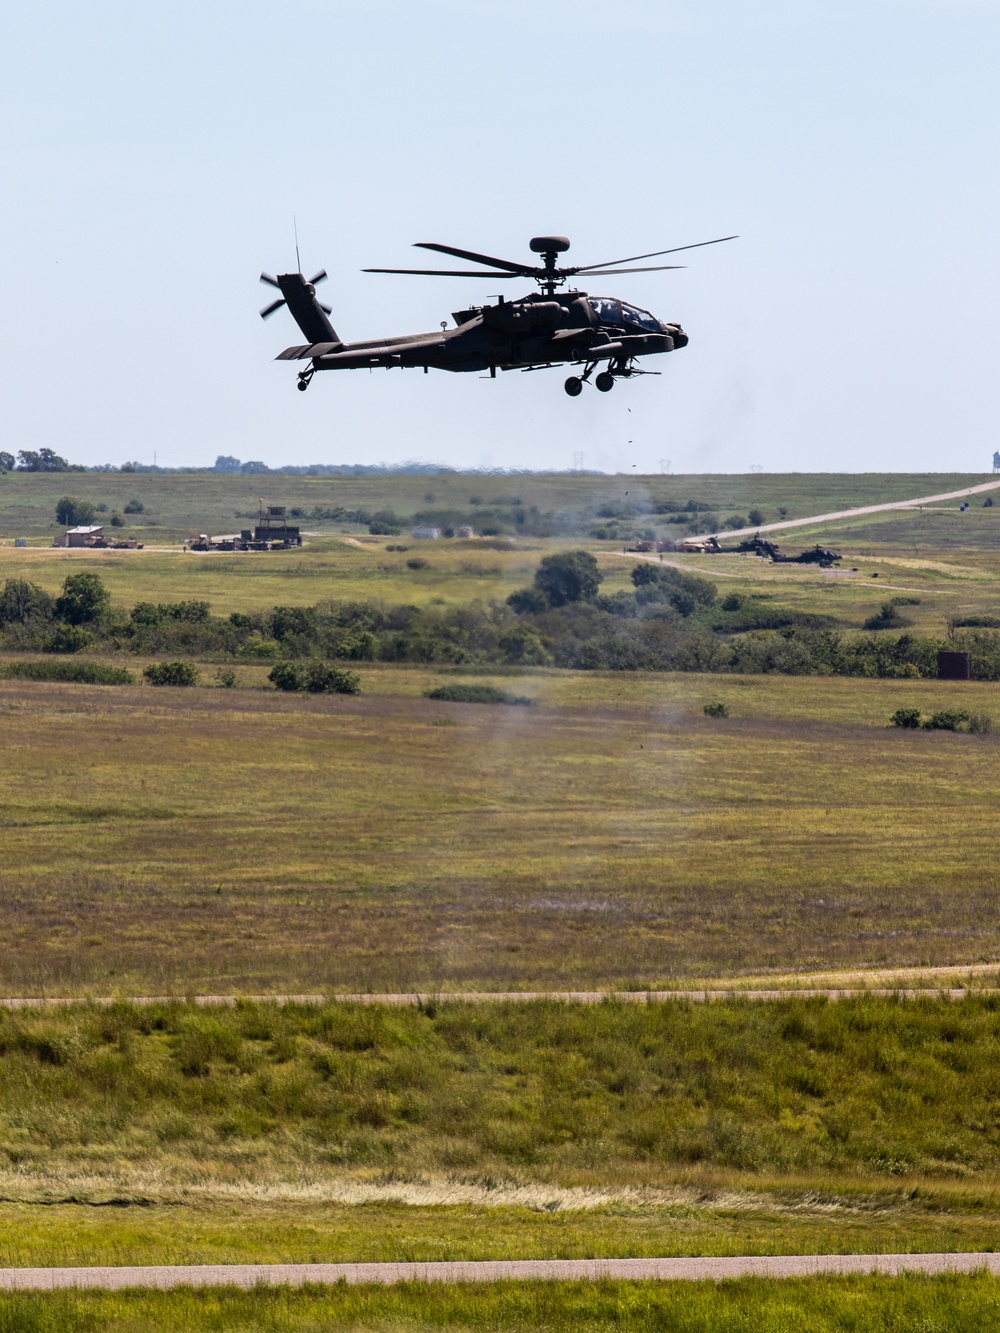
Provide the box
[319,302,333,314]
[414,242,531,274]
[573,235,738,273]
[570,264,686,276]
[259,272,281,288]
[363,267,523,278]
[259,298,286,319]
[308,270,327,285]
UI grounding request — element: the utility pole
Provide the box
[572,451,584,473]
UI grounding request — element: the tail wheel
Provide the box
[595,371,614,392]
[564,376,583,397]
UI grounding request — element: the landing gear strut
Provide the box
[297,369,314,392]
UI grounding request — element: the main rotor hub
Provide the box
[529,236,570,255]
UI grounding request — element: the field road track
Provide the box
[3,981,1000,1010]
[699,478,1000,542]
[2,1253,1000,1289]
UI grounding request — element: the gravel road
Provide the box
[1,1253,998,1289]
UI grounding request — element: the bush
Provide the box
[748,508,765,526]
[2,659,133,685]
[864,603,913,631]
[268,661,361,694]
[304,662,361,694]
[143,661,200,686]
[889,707,923,729]
[109,512,125,527]
[923,709,971,731]
[44,624,91,653]
[703,702,730,718]
[54,495,96,526]
[268,662,303,692]
[55,572,111,625]
[0,578,52,625]
[406,558,428,570]
[426,684,535,706]
[533,550,602,607]
[214,667,238,688]
[123,498,144,514]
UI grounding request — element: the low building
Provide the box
[455,525,474,539]
[64,525,104,548]
[411,526,441,539]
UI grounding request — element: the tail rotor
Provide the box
[259,270,332,320]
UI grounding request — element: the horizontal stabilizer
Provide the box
[276,341,343,361]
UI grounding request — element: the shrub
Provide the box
[54,495,96,526]
[969,712,993,734]
[748,508,765,526]
[426,684,535,706]
[215,667,238,688]
[143,661,200,686]
[44,624,91,653]
[703,701,730,718]
[123,498,144,514]
[55,572,111,625]
[268,662,303,691]
[2,659,133,685]
[304,662,361,694]
[864,603,912,631]
[0,578,52,625]
[109,512,125,527]
[406,558,428,570]
[533,550,602,607]
[889,707,923,729]
[923,709,971,731]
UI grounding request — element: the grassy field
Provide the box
[1,666,999,992]
[0,1273,997,1332]
[5,996,1000,1270]
[1,469,994,542]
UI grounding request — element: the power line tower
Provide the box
[659,458,671,474]
[572,451,585,473]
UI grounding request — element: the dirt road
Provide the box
[706,478,1000,542]
[1,1253,998,1289]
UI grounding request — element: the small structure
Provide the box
[411,526,441,539]
[938,650,972,681]
[455,525,474,539]
[254,504,301,546]
[64,525,104,547]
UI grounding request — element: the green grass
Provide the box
[1,666,1000,991]
[0,1274,997,1331]
[4,996,1000,1192]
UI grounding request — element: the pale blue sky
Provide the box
[1,1,997,473]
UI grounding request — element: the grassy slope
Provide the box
[4,998,1000,1267]
[1,1274,997,1332]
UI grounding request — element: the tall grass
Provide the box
[3,998,1000,1188]
[0,1273,996,1332]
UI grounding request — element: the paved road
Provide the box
[2,1253,998,1289]
[704,478,1000,542]
[1,987,992,1010]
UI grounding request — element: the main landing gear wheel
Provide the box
[297,380,309,392]
[297,369,314,392]
[595,371,614,392]
[564,376,583,397]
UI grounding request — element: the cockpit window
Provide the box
[589,297,621,326]
[621,303,661,332]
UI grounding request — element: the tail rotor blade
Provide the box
[260,273,281,289]
[309,270,328,285]
[259,298,286,320]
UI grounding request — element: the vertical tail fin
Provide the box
[259,270,339,344]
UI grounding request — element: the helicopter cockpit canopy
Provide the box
[589,298,662,332]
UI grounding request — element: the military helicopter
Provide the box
[260,233,735,396]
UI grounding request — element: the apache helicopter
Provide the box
[260,233,735,396]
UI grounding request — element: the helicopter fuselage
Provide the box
[275,285,686,384]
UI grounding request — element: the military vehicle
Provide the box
[260,233,735,396]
